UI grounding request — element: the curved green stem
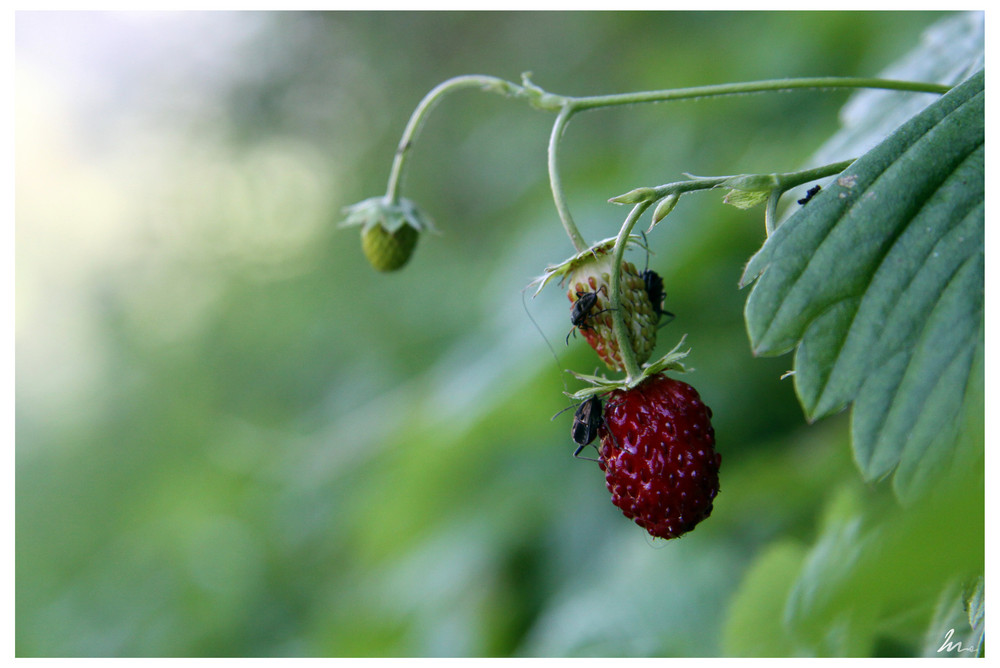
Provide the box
[548,107,588,252]
[384,73,946,248]
[567,76,950,111]
[600,156,859,373]
[385,75,523,203]
[609,201,653,382]
[545,78,941,247]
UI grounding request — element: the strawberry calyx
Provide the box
[341,195,437,235]
[528,235,646,297]
[564,337,691,401]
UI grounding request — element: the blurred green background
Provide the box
[16,11,965,657]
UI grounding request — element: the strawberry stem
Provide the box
[548,107,588,252]
[567,76,950,111]
[384,75,525,204]
[609,201,653,382]
[381,74,944,255]
[612,158,858,235]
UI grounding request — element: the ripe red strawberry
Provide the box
[598,373,720,539]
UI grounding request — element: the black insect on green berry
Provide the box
[566,286,613,345]
[638,233,674,329]
[641,269,675,329]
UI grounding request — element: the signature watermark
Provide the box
[937,628,978,654]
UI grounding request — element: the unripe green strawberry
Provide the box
[361,222,419,272]
[567,254,658,372]
[341,195,435,272]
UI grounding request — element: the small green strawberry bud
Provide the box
[649,194,679,231]
[610,187,657,205]
[341,196,436,272]
[361,222,419,272]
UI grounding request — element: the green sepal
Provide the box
[528,235,646,296]
[724,188,771,210]
[721,173,779,191]
[564,337,691,400]
[340,196,437,235]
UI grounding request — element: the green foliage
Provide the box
[723,465,983,657]
[788,473,982,654]
[16,11,984,658]
[920,577,985,657]
[728,20,984,656]
[743,72,984,501]
[722,541,807,656]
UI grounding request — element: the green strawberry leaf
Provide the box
[920,577,985,657]
[965,575,984,639]
[784,473,983,656]
[741,70,983,501]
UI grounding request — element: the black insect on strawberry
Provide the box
[566,287,612,345]
[539,242,658,371]
[641,268,675,328]
[570,394,605,459]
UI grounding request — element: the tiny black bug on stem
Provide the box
[797,184,821,205]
